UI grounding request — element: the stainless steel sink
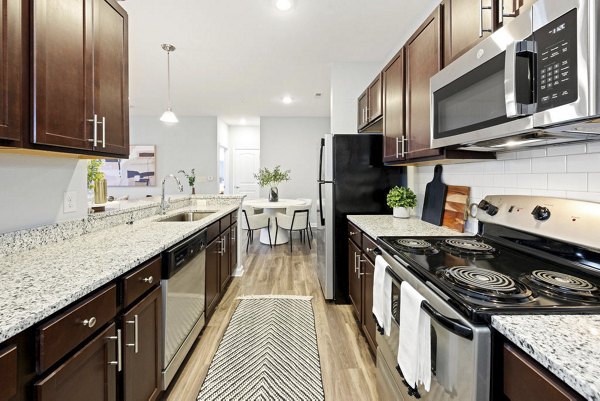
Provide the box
[158,211,215,222]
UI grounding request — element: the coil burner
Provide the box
[522,270,600,303]
[439,239,497,258]
[439,266,533,303]
[393,239,437,255]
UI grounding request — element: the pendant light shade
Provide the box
[160,44,178,123]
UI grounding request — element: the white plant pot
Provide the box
[393,207,411,219]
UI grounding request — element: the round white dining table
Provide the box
[243,198,306,245]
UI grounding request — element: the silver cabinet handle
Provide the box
[365,247,373,253]
[142,276,154,284]
[82,317,97,328]
[126,315,139,354]
[499,0,519,25]
[216,240,223,254]
[107,329,122,371]
[349,231,357,235]
[401,137,407,157]
[87,114,98,147]
[478,0,492,38]
[357,258,367,278]
[102,116,106,148]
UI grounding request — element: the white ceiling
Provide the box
[121,0,430,123]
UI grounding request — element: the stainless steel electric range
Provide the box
[375,195,600,401]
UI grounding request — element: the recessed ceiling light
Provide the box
[275,0,293,11]
[282,96,293,104]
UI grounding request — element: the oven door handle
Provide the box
[420,301,473,340]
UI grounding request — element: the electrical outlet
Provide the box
[63,191,77,213]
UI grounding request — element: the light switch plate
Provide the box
[63,191,77,213]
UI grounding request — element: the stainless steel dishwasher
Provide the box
[161,229,207,389]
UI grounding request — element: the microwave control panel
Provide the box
[535,9,578,112]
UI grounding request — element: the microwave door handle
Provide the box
[505,40,536,118]
[505,41,520,117]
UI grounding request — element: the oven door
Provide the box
[377,253,491,401]
[430,6,535,149]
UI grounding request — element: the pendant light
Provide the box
[160,44,178,123]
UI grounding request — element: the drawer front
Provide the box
[347,222,362,247]
[362,234,377,262]
[230,209,238,225]
[206,221,220,243]
[37,284,117,373]
[123,257,161,308]
[0,345,17,400]
[220,215,231,231]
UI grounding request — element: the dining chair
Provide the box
[275,205,311,252]
[241,205,272,253]
[297,198,314,241]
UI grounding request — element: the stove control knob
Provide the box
[486,205,499,216]
[531,205,551,221]
[478,200,491,211]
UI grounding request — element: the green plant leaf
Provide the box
[386,186,417,208]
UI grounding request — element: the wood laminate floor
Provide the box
[164,231,379,401]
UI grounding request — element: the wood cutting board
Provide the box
[421,165,447,226]
[442,185,470,233]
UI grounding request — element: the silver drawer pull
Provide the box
[82,317,97,328]
[365,247,373,252]
[142,276,154,284]
[349,231,357,235]
[126,315,139,353]
[107,329,122,371]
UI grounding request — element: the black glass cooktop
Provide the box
[377,234,600,322]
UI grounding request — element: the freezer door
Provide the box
[317,134,334,300]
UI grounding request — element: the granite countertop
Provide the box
[347,215,470,239]
[0,203,238,343]
[493,315,600,401]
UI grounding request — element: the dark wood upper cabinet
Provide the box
[382,49,406,163]
[0,0,24,143]
[498,0,536,28]
[405,6,444,160]
[357,91,368,129]
[35,323,118,401]
[93,0,129,156]
[443,0,493,65]
[32,0,129,157]
[367,75,383,122]
[122,287,162,401]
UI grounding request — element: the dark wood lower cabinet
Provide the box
[348,239,362,320]
[230,223,238,276]
[205,238,221,320]
[0,345,18,401]
[34,323,118,401]
[361,257,377,353]
[122,287,161,401]
[219,228,231,291]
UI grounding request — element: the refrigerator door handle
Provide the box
[318,182,325,226]
[318,138,325,182]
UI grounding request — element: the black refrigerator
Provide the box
[316,133,407,302]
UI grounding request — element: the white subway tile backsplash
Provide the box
[504,159,531,173]
[517,149,546,159]
[496,151,517,160]
[531,156,566,173]
[586,142,600,153]
[531,189,567,198]
[567,153,600,173]
[589,173,600,192]
[493,174,518,188]
[444,174,473,186]
[547,173,587,191]
[546,143,587,156]
[505,188,532,195]
[566,191,600,203]
[517,174,547,189]
[483,161,505,174]
[472,174,493,187]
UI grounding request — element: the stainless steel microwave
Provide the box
[431,0,600,151]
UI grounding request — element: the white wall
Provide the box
[414,142,600,233]
[260,117,330,222]
[0,154,87,233]
[229,125,261,150]
[109,116,219,199]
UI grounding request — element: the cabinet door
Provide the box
[0,0,23,143]
[0,345,17,401]
[444,0,492,65]
[382,49,406,163]
[498,0,535,28]
[35,323,118,401]
[406,6,444,160]
[219,228,231,291]
[368,75,382,122]
[93,0,129,156]
[361,257,377,354]
[123,286,161,401]
[357,91,368,130]
[348,240,362,322]
[205,239,221,320]
[33,0,94,150]
[230,223,238,276]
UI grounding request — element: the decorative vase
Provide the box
[94,178,107,204]
[269,186,279,202]
[393,207,410,218]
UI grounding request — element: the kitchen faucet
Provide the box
[160,174,184,214]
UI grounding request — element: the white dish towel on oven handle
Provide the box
[373,255,392,335]
[397,281,431,392]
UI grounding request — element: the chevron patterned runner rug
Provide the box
[197,295,325,401]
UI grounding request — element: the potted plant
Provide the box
[87,160,106,205]
[179,169,197,194]
[386,186,417,218]
[253,165,291,202]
